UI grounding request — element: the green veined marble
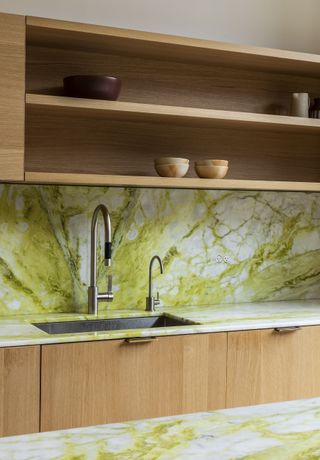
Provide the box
[0,184,320,315]
[1,397,320,459]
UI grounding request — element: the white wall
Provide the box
[0,0,319,54]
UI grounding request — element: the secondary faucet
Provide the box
[146,255,164,311]
[88,204,113,315]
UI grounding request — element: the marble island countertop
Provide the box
[1,299,320,347]
[1,397,320,459]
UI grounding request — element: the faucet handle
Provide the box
[96,274,113,303]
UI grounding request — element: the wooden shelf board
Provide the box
[26,16,320,77]
[25,172,320,192]
[26,94,320,134]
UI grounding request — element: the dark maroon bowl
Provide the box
[63,75,121,100]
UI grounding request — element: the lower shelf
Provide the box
[25,172,320,192]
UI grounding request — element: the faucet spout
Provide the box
[88,204,113,315]
[146,255,164,312]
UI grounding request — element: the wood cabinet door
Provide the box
[0,346,40,436]
[41,333,227,431]
[226,326,320,408]
[0,13,25,181]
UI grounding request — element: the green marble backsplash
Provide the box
[0,184,320,315]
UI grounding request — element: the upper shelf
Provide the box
[26,16,320,77]
[26,94,320,134]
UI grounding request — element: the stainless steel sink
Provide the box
[32,315,196,335]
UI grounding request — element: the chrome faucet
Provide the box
[88,204,113,315]
[146,255,164,311]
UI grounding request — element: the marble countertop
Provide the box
[1,299,320,347]
[1,397,320,459]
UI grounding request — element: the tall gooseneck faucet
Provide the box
[146,255,164,311]
[88,204,113,315]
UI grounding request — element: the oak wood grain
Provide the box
[26,16,320,76]
[26,45,320,114]
[0,13,25,181]
[25,107,320,183]
[41,333,227,431]
[0,346,40,437]
[24,16,320,187]
[226,326,320,408]
[25,172,320,192]
[26,94,320,133]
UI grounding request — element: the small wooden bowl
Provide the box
[195,164,228,179]
[155,163,189,177]
[63,75,121,100]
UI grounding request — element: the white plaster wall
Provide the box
[0,0,319,53]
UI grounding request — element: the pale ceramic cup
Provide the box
[155,163,189,177]
[155,157,189,165]
[195,164,228,179]
[291,93,309,117]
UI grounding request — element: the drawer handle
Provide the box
[274,326,301,333]
[124,337,157,344]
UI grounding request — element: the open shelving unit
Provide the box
[24,16,320,191]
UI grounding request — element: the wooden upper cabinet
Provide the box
[226,326,320,408]
[24,16,320,188]
[0,13,25,181]
[41,333,227,431]
[0,346,40,437]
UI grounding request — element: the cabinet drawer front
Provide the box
[0,345,40,436]
[41,333,227,431]
[226,326,320,408]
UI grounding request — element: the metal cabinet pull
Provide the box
[274,326,301,333]
[124,337,157,344]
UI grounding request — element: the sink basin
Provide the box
[32,315,196,335]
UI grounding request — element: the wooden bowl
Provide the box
[196,159,229,166]
[155,163,189,177]
[195,164,228,179]
[63,75,122,100]
[155,157,189,165]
